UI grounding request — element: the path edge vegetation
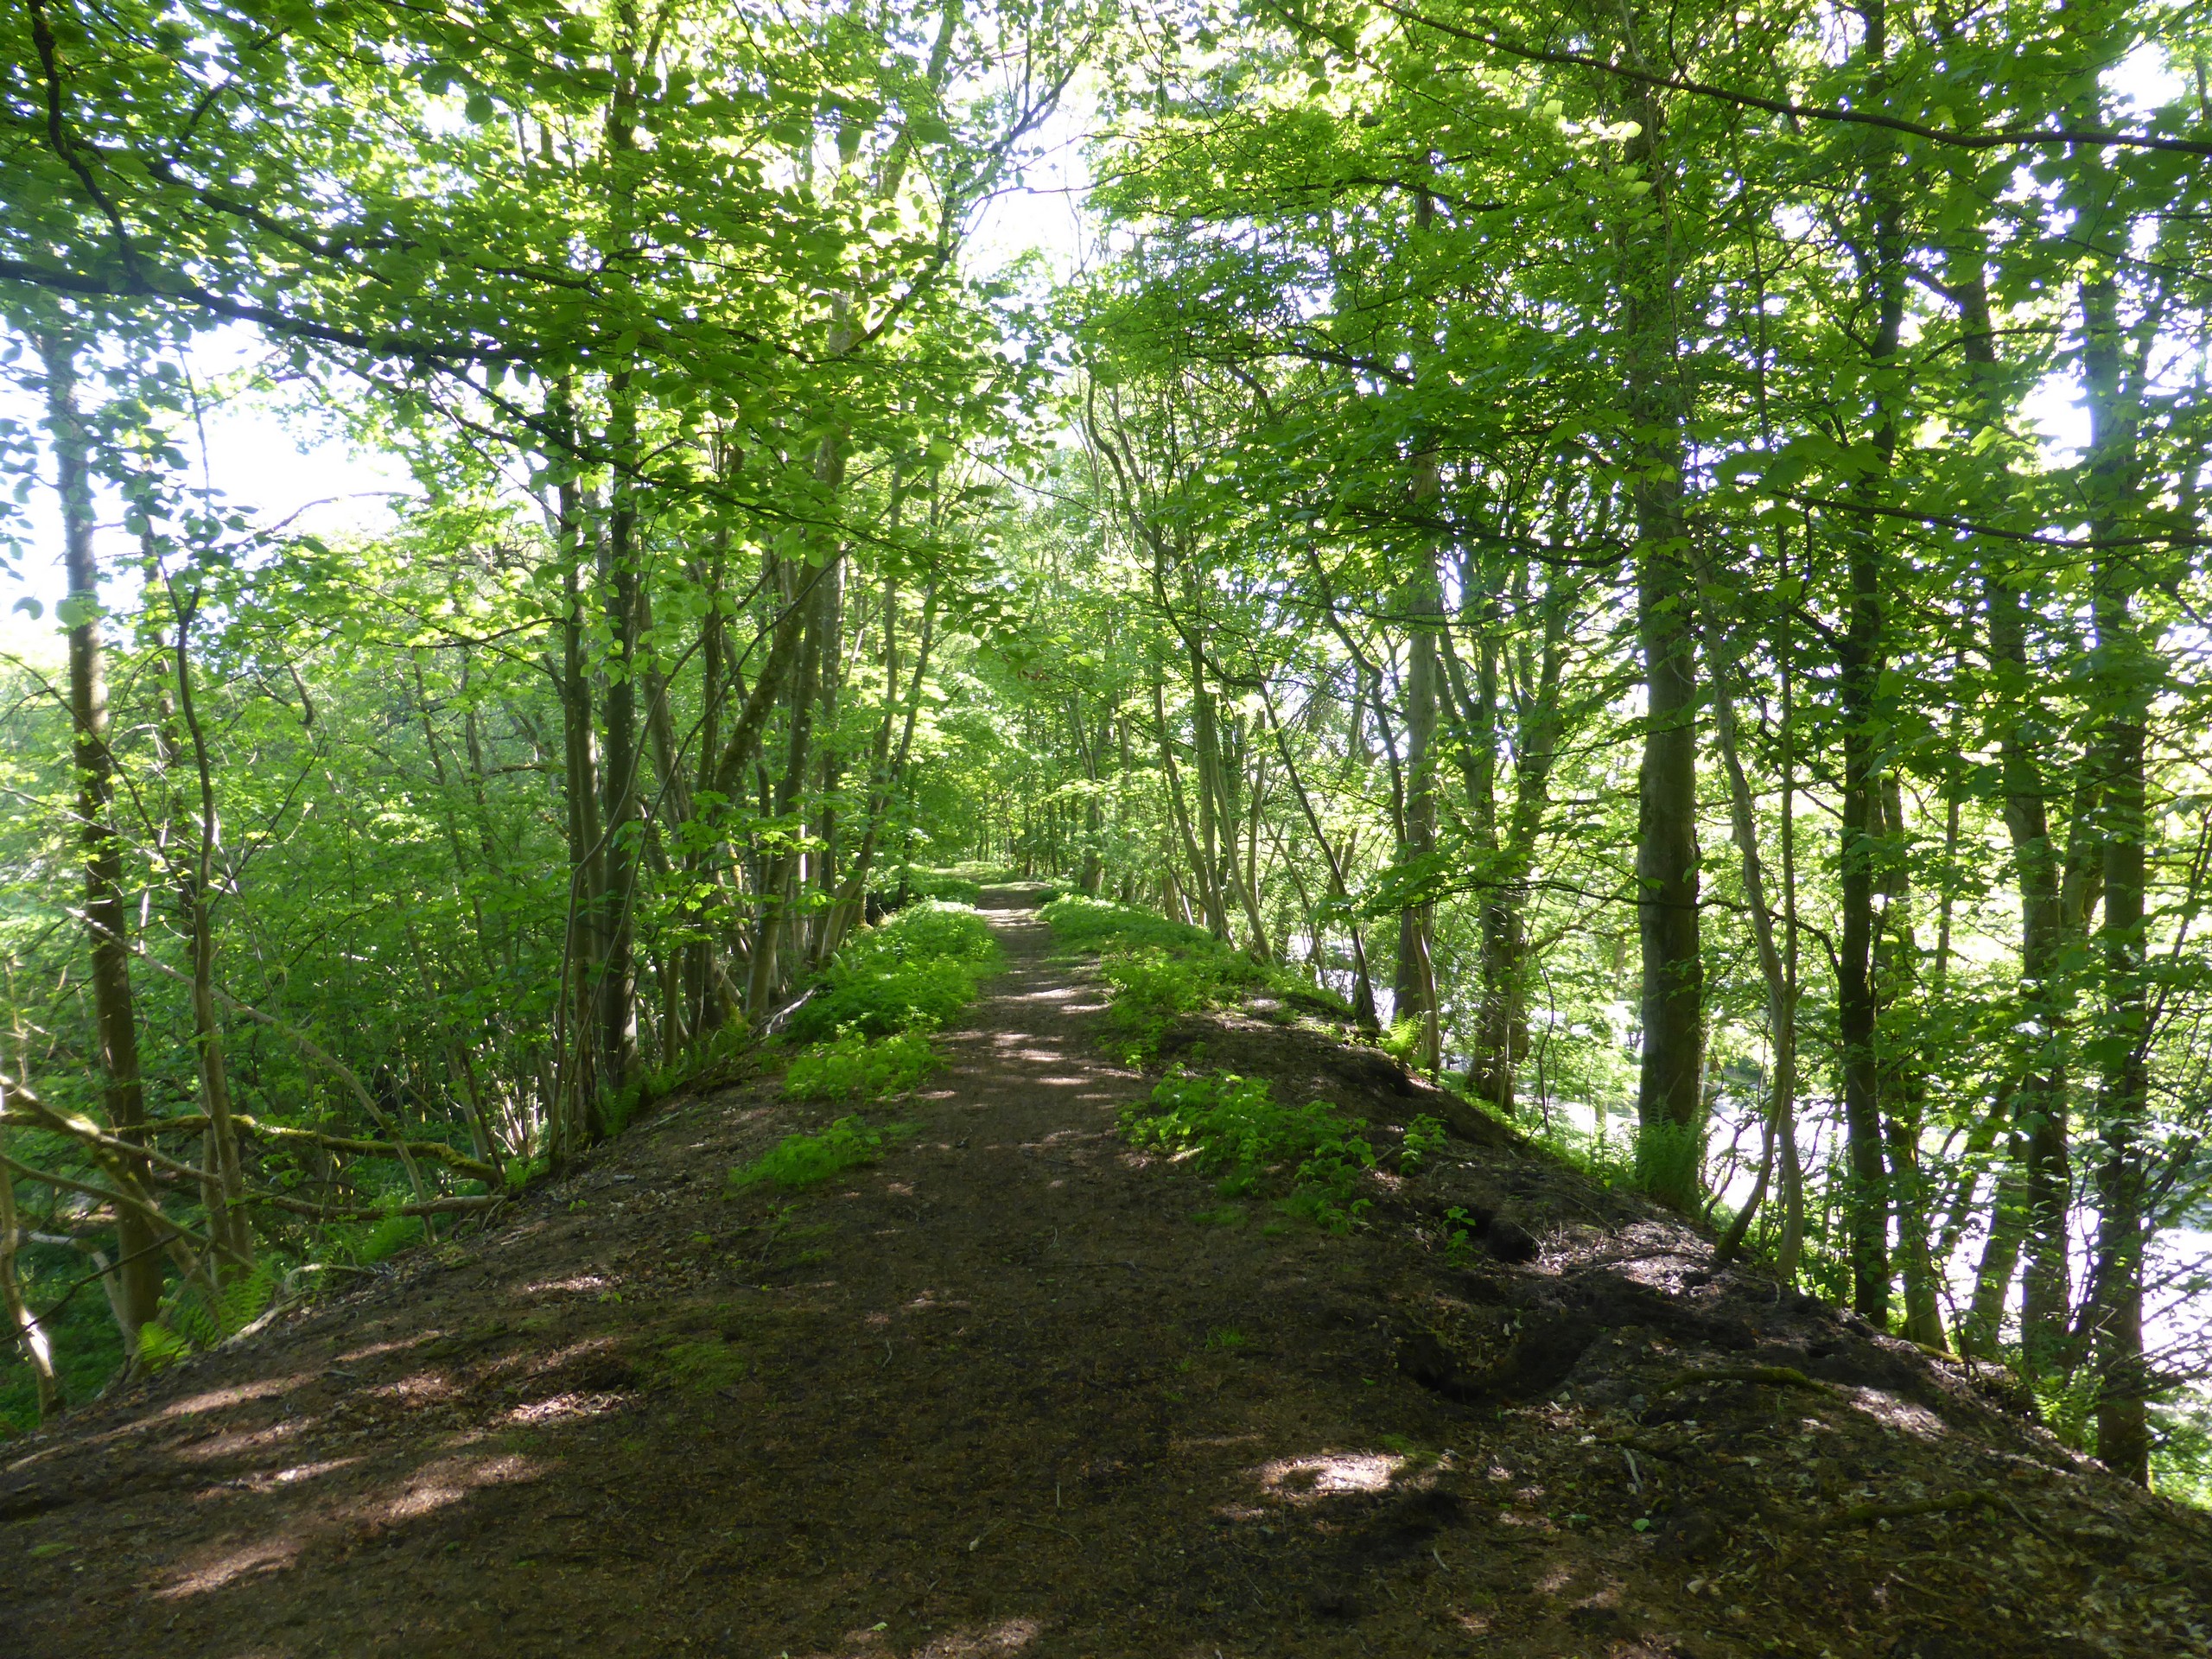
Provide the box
[0,0,2208,1509]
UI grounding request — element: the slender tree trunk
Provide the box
[1694,554,1797,1272]
[2082,251,2151,1484]
[597,372,643,1101]
[1605,31,1704,1204]
[1392,252,1445,1057]
[1396,556,1441,1071]
[1876,777,1945,1349]
[1834,5,1908,1317]
[552,442,602,1159]
[823,578,938,956]
[683,532,728,1041]
[0,1124,58,1419]
[168,588,252,1273]
[1259,680,1380,1033]
[1441,568,1570,1115]
[1942,240,2079,1363]
[750,562,825,1018]
[1153,671,1225,935]
[40,333,159,1341]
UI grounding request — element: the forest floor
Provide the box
[5,888,2211,1659]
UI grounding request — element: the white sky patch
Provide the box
[0,322,414,661]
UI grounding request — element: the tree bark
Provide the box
[167,587,253,1274]
[1607,44,1704,1205]
[1942,239,2081,1364]
[1834,3,1908,1319]
[2082,249,2151,1484]
[40,331,159,1341]
[1693,553,1798,1273]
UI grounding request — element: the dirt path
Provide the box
[6,894,2209,1658]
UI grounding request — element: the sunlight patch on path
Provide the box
[1255,1450,1408,1498]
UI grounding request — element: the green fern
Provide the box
[136,1321,189,1372]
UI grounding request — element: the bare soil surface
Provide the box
[5,890,2210,1658]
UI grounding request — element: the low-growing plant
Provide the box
[1039,893,1221,955]
[1399,1114,1448,1174]
[790,901,1002,1042]
[1098,944,1243,1062]
[646,1335,750,1395]
[1379,1017,1424,1068]
[134,1320,191,1373]
[1632,1116,1704,1206]
[1120,1069,1375,1233]
[895,867,984,905]
[1457,1084,1637,1190]
[137,1256,286,1370]
[728,1116,896,1192]
[1042,895,1335,1062]
[785,1027,940,1102]
[802,955,980,1040]
[1442,1205,1481,1265]
[853,900,1001,968]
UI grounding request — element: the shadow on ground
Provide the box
[5,892,2209,1658]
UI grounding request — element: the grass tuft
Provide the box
[647,1336,750,1395]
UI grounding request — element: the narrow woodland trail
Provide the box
[6,892,2211,1658]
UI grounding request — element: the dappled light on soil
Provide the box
[1256,1450,1408,1497]
[927,1619,1042,1656]
[504,1391,630,1426]
[156,1376,312,1421]
[8,898,2207,1659]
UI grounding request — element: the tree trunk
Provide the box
[551,442,603,1160]
[0,1128,58,1420]
[40,332,160,1342]
[1259,680,1381,1033]
[1942,239,2081,1363]
[596,372,643,1102]
[1396,558,1441,1071]
[168,589,253,1274]
[1833,4,1908,1318]
[1606,28,1704,1205]
[2082,251,2151,1484]
[1694,552,1798,1273]
[1153,671,1225,936]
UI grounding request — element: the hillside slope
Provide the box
[4,891,2207,1658]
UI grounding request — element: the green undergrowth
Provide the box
[591,1018,758,1142]
[893,868,983,905]
[645,1334,750,1395]
[779,899,999,1105]
[1042,894,1318,1063]
[888,860,1042,906]
[784,1027,940,1102]
[1399,1112,1449,1173]
[790,901,1001,1043]
[729,1116,908,1193]
[1119,1068,1375,1234]
[1458,1090,1638,1189]
[1039,893,1224,955]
